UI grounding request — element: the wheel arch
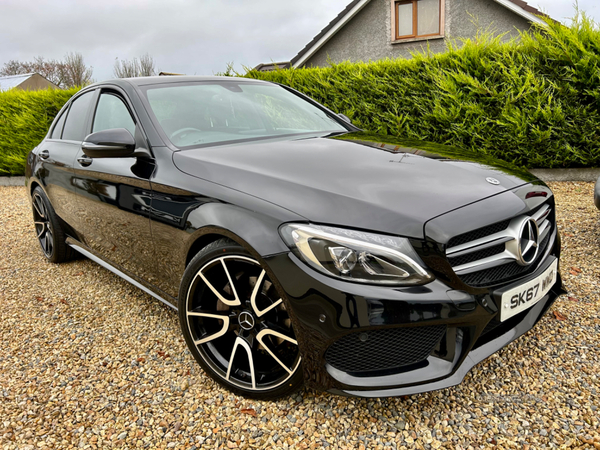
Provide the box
[184,226,275,269]
[182,203,292,268]
[29,178,43,197]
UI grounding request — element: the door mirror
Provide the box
[82,128,136,158]
[337,113,353,125]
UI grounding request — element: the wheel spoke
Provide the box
[40,234,47,253]
[36,223,46,238]
[46,229,53,253]
[220,259,241,304]
[256,329,298,375]
[250,270,283,317]
[263,320,296,340]
[226,337,256,389]
[190,312,230,345]
[197,261,241,307]
[33,197,45,218]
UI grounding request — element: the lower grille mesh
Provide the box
[325,325,446,374]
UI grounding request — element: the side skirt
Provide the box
[67,241,178,311]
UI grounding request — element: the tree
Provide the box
[114,54,156,78]
[61,52,94,87]
[0,53,93,88]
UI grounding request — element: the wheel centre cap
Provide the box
[238,311,255,330]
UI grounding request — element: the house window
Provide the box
[395,0,441,40]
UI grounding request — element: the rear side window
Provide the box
[93,93,136,137]
[50,111,67,139]
[62,91,94,141]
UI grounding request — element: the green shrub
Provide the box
[0,87,79,176]
[246,15,600,169]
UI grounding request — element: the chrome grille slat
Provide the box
[446,234,513,257]
[539,220,551,241]
[453,250,516,275]
[531,204,550,223]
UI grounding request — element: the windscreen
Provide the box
[144,82,348,148]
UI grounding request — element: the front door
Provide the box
[71,89,157,283]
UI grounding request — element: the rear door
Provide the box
[71,87,157,283]
[38,90,96,229]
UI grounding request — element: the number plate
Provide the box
[500,259,558,322]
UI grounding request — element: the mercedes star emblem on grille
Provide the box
[238,311,255,330]
[516,217,540,266]
[486,177,500,185]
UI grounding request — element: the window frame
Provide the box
[392,0,444,42]
[91,90,138,137]
[49,108,68,140]
[60,89,98,143]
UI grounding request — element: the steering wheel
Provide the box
[170,127,203,142]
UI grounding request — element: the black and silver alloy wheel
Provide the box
[32,191,54,258]
[30,186,73,264]
[179,239,303,399]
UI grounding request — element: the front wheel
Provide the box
[178,238,303,399]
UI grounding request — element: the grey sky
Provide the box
[0,0,596,82]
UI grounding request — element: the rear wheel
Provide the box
[31,187,73,263]
[178,238,303,399]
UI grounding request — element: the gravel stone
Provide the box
[0,183,599,449]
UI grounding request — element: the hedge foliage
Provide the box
[0,87,79,175]
[2,16,600,175]
[246,15,600,169]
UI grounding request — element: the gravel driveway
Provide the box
[1,183,599,450]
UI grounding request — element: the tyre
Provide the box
[31,186,74,263]
[178,238,303,399]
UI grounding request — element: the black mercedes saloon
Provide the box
[26,76,565,399]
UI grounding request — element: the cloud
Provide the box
[0,0,350,80]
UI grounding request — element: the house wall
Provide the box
[303,0,531,67]
[16,74,59,91]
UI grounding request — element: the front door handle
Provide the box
[77,156,93,167]
[39,149,50,160]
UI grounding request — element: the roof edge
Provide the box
[291,0,371,68]
[492,0,547,25]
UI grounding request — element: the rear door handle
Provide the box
[39,149,50,160]
[77,156,93,167]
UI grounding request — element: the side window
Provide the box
[93,93,136,137]
[50,110,67,139]
[62,91,95,141]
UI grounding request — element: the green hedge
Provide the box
[2,16,600,176]
[246,16,600,169]
[0,88,79,176]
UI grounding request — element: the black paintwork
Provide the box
[26,76,564,397]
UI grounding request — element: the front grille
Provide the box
[325,325,446,374]
[459,231,551,287]
[446,201,555,288]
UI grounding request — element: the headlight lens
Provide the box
[279,224,434,286]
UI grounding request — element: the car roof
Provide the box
[89,75,270,89]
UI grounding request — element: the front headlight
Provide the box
[279,224,434,286]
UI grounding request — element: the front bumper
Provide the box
[265,250,565,397]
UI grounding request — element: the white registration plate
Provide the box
[500,259,558,322]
